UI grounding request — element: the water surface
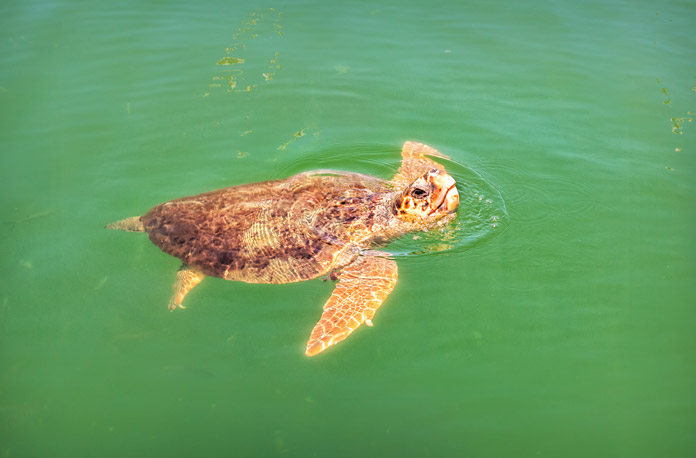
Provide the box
[1,1,694,457]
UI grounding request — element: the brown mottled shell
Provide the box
[140,171,395,284]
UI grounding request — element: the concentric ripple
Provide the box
[277,143,508,258]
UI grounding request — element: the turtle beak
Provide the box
[442,182,459,213]
[429,172,459,215]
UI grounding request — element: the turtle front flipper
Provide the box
[169,264,206,311]
[305,251,398,357]
[391,141,451,189]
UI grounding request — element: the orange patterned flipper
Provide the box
[391,141,451,189]
[305,251,398,357]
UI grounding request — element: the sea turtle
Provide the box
[107,141,459,356]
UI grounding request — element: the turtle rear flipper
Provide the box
[106,216,145,232]
[168,264,206,311]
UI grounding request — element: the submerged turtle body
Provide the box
[107,141,459,356]
[141,172,395,284]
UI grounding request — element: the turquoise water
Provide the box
[1,0,695,457]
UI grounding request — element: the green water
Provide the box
[1,0,695,457]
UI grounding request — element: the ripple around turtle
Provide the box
[277,143,509,259]
[473,157,596,239]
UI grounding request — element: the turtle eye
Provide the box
[410,187,429,199]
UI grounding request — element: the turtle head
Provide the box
[392,169,459,224]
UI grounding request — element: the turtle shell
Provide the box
[140,171,394,284]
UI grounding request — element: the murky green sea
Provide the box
[1,0,694,457]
